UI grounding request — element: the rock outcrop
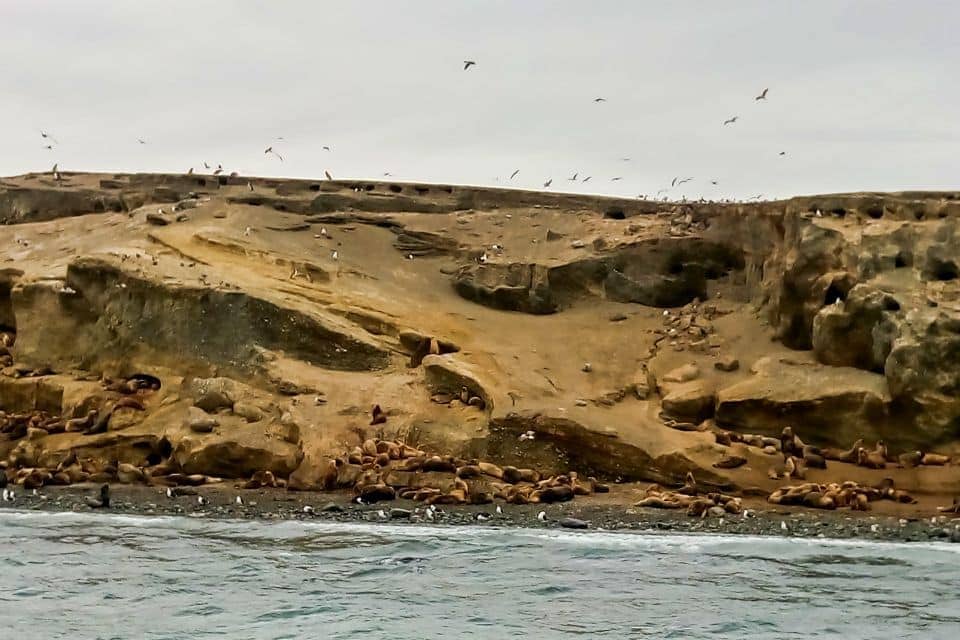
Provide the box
[2,171,959,495]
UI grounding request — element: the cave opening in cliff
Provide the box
[932,260,959,281]
[894,252,911,268]
[824,283,847,305]
[604,207,626,220]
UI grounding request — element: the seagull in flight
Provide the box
[611,177,623,181]
[322,146,331,151]
[582,176,592,183]
[593,97,607,103]
[509,169,519,180]
[723,116,738,125]
[543,178,553,188]
[755,88,769,101]
[677,177,693,186]
[463,60,476,70]
[203,162,211,169]
[42,145,53,151]
[39,130,58,144]
[264,146,284,161]
[710,179,719,185]
[137,138,146,145]
[779,151,787,156]
[568,172,578,181]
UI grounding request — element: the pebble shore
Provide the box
[3,484,959,544]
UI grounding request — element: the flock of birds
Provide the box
[35,61,783,204]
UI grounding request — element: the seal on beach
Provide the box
[85,484,110,509]
[712,454,747,469]
[898,451,922,468]
[822,439,863,463]
[921,453,950,466]
[370,404,386,425]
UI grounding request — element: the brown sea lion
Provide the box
[714,431,732,446]
[822,439,863,463]
[713,455,747,469]
[803,451,827,469]
[677,472,698,496]
[921,453,950,466]
[456,465,482,479]
[422,456,457,473]
[898,451,923,468]
[64,410,98,433]
[857,447,886,469]
[780,426,799,457]
[369,405,386,426]
[936,497,960,514]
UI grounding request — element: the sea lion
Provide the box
[361,439,378,457]
[478,461,503,479]
[456,465,482,479]
[517,468,540,483]
[677,472,698,496]
[636,496,683,509]
[501,466,523,484]
[822,439,863,463]
[422,456,457,473]
[857,447,886,469]
[117,463,148,484]
[780,427,799,457]
[85,484,110,509]
[802,451,827,469]
[687,497,714,517]
[713,455,747,469]
[921,453,950,466]
[369,405,386,426]
[714,431,732,447]
[64,410,97,433]
[937,497,960,514]
[357,483,396,503]
[898,451,923,468]
[374,452,390,467]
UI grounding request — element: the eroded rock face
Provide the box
[173,428,303,478]
[3,172,960,489]
[885,314,960,447]
[715,357,891,448]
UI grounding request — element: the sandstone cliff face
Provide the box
[2,171,959,491]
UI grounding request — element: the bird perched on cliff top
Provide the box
[723,116,738,125]
[755,88,769,101]
[463,60,476,70]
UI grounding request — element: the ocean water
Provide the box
[1,511,958,639]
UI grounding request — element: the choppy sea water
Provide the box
[1,511,958,639]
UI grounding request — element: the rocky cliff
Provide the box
[2,171,959,494]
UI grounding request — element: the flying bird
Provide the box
[779,151,787,156]
[710,179,719,185]
[677,176,693,185]
[137,138,146,144]
[42,145,53,151]
[203,162,211,169]
[755,88,769,101]
[723,116,738,125]
[582,176,591,183]
[543,178,552,188]
[568,172,578,181]
[39,130,58,144]
[611,177,622,181]
[463,60,476,70]
[593,98,607,103]
[322,146,331,151]
[509,169,519,179]
[383,172,392,177]
[325,170,333,180]
[264,146,284,161]
[671,176,679,187]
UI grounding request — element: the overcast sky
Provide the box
[1,1,957,200]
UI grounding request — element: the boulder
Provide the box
[663,364,700,383]
[173,430,303,478]
[661,380,717,423]
[185,407,219,433]
[715,357,891,449]
[812,284,903,372]
[714,356,740,372]
[145,212,171,226]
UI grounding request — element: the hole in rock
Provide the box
[824,283,847,305]
[309,184,321,192]
[865,206,883,219]
[389,185,403,194]
[894,252,911,268]
[130,373,162,390]
[830,207,847,217]
[932,261,959,281]
[605,208,626,220]
[415,187,430,195]
[196,178,207,187]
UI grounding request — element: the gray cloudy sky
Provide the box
[1,1,957,199]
